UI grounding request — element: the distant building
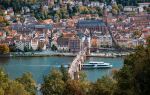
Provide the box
[117,39,128,48]
[38,41,46,50]
[31,39,39,50]
[81,35,91,54]
[138,3,150,8]
[6,8,14,16]
[57,37,69,52]
[15,40,31,51]
[90,36,98,52]
[76,20,107,33]
[98,35,112,48]
[88,2,104,8]
[68,36,81,53]
[21,7,30,14]
[124,6,137,12]
[57,31,81,52]
[0,31,6,39]
[131,14,150,26]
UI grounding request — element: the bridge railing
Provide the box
[68,47,87,79]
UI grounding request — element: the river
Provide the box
[0,56,123,83]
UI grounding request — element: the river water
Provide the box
[0,57,123,83]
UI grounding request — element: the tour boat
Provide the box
[81,61,112,69]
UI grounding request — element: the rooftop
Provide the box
[0,32,3,36]
[77,20,106,27]
[34,24,53,29]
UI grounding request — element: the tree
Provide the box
[0,68,30,95]
[59,8,69,19]
[79,6,89,14]
[147,37,150,47]
[89,76,115,95]
[0,16,5,23]
[0,44,10,54]
[63,80,88,95]
[96,7,103,16]
[113,39,150,95]
[5,80,30,95]
[113,65,134,95]
[16,73,36,95]
[118,4,123,11]
[0,68,9,91]
[54,13,60,22]
[24,46,30,52]
[41,69,65,95]
[51,44,58,51]
[0,87,4,95]
[72,5,80,15]
[60,65,70,82]
[112,9,118,15]
[112,4,119,15]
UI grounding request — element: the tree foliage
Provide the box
[64,80,88,95]
[41,67,90,95]
[0,68,31,95]
[16,72,36,95]
[0,44,10,54]
[41,68,65,95]
[114,38,150,95]
[89,76,115,95]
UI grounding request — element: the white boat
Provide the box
[81,61,112,69]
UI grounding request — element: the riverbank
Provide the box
[0,51,133,58]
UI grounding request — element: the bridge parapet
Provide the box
[68,47,87,80]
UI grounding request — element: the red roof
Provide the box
[0,32,3,36]
[6,36,13,39]
[142,29,150,32]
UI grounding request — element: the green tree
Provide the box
[63,80,88,95]
[113,38,150,95]
[0,68,30,95]
[51,44,58,51]
[5,80,30,95]
[79,6,89,14]
[0,44,10,54]
[60,65,70,82]
[0,68,9,91]
[41,69,65,95]
[112,9,118,15]
[96,7,103,16]
[112,4,119,15]
[24,46,30,52]
[113,65,134,95]
[89,76,115,95]
[0,87,4,95]
[147,37,150,47]
[16,72,36,95]
[63,70,90,95]
[118,4,123,11]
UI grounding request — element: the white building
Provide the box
[15,40,31,51]
[88,2,104,8]
[31,39,39,50]
[0,32,6,40]
[131,39,144,47]
[98,35,112,47]
[139,6,145,12]
[38,41,47,51]
[138,3,150,8]
[124,6,137,12]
